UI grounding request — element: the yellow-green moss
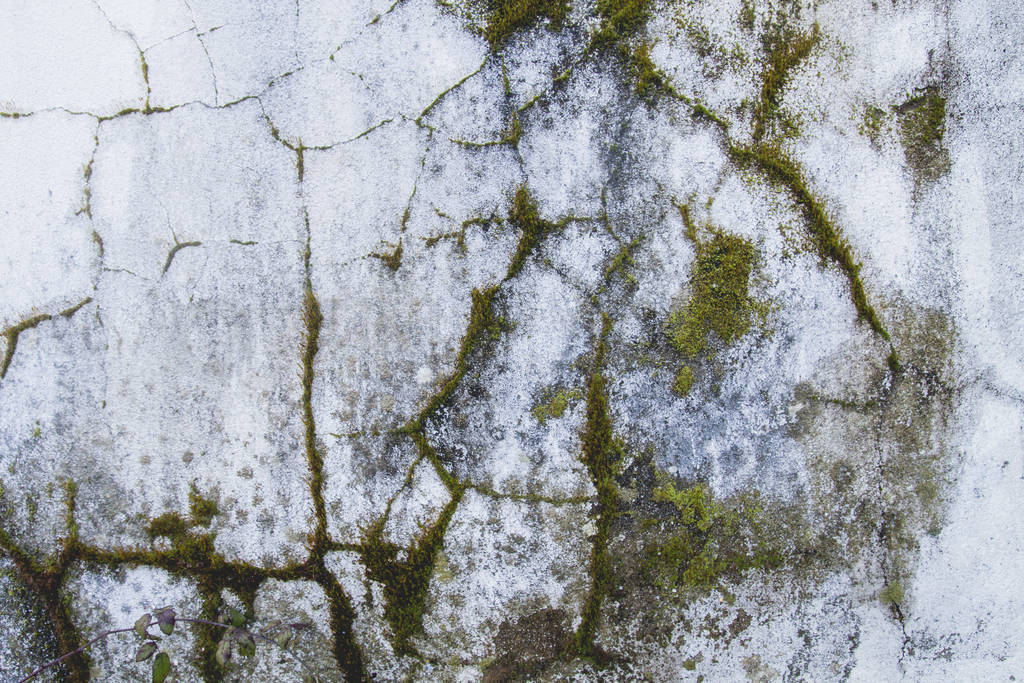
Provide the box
[672,365,695,396]
[370,239,403,272]
[594,0,651,44]
[898,87,950,183]
[666,230,759,359]
[879,581,904,605]
[574,315,621,660]
[752,21,820,142]
[188,485,219,528]
[629,41,665,98]
[531,387,582,424]
[507,184,559,279]
[485,0,569,50]
[729,143,890,340]
[645,477,782,588]
[359,489,464,655]
[860,104,887,144]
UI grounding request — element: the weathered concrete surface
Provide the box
[2,0,1023,681]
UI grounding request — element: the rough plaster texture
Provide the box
[1,0,1023,681]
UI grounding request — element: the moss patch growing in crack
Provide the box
[898,87,950,184]
[594,0,651,45]
[729,143,890,340]
[484,0,570,50]
[753,21,820,141]
[673,365,695,396]
[643,475,782,589]
[667,229,760,360]
[1,298,93,380]
[359,489,464,655]
[409,285,500,432]
[531,387,583,425]
[188,485,219,528]
[507,184,560,280]
[370,239,403,272]
[573,315,621,660]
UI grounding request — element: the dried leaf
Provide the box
[134,613,152,639]
[135,642,157,662]
[152,652,171,683]
[261,619,282,635]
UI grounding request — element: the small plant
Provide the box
[18,605,317,683]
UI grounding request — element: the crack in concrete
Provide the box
[1,298,93,381]
[161,241,202,276]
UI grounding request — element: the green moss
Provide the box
[645,476,782,589]
[485,0,569,50]
[672,365,695,396]
[370,239,403,272]
[408,285,500,432]
[752,22,820,142]
[898,87,950,183]
[729,143,890,340]
[860,104,887,145]
[450,111,522,149]
[359,489,464,655]
[162,240,202,276]
[574,315,621,659]
[2,312,53,379]
[879,581,904,605]
[531,387,582,424]
[603,234,643,287]
[629,41,665,98]
[188,485,219,528]
[300,287,328,553]
[739,0,755,32]
[507,184,555,279]
[146,513,190,541]
[594,0,650,44]
[666,230,759,359]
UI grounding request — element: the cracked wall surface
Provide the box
[2,0,1023,681]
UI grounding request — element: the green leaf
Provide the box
[155,607,176,636]
[134,613,152,639]
[228,606,245,627]
[152,652,171,683]
[236,631,256,658]
[135,642,157,662]
[215,637,232,666]
[276,631,292,649]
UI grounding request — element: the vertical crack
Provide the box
[298,150,367,678]
[572,313,616,661]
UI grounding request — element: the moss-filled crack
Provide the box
[728,143,889,340]
[752,21,820,142]
[162,240,202,276]
[357,488,464,656]
[572,313,618,660]
[2,297,94,380]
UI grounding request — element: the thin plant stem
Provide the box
[18,627,135,682]
[18,618,319,683]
